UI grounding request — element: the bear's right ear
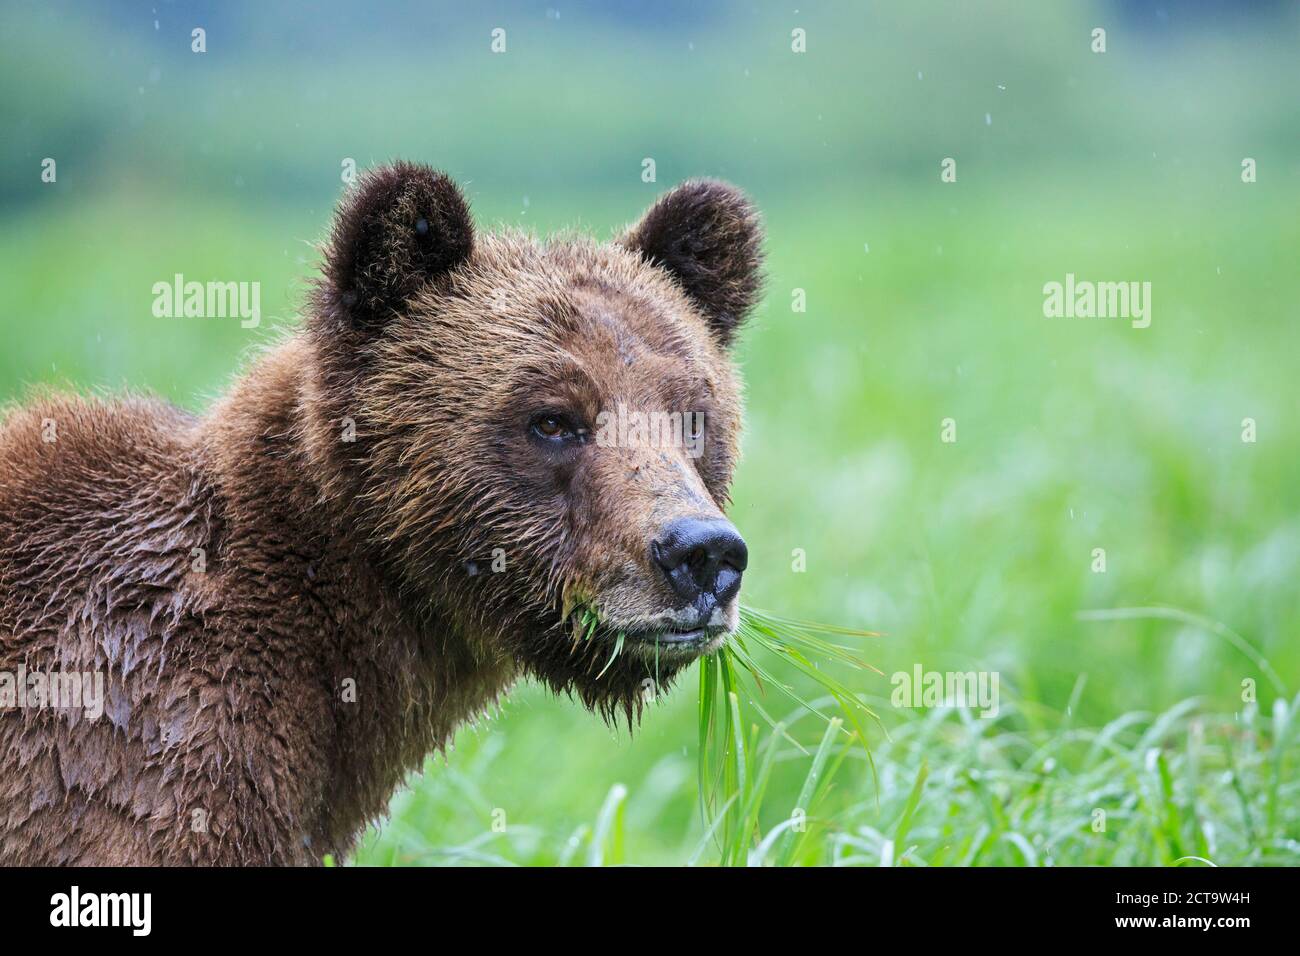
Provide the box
[317,161,473,330]
[620,179,764,349]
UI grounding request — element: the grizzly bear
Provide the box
[0,161,762,865]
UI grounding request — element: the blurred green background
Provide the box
[2,1,1297,864]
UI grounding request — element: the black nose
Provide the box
[652,517,748,607]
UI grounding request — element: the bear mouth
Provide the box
[570,608,732,658]
[629,623,725,647]
[652,626,711,644]
[612,620,733,659]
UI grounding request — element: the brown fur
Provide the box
[0,162,763,865]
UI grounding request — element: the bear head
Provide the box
[307,161,764,720]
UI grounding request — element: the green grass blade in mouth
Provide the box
[695,603,882,864]
[697,650,719,827]
[595,631,625,680]
[724,690,748,865]
[736,721,783,865]
[580,602,883,863]
[580,607,599,641]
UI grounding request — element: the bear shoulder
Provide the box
[0,391,206,641]
[0,391,198,506]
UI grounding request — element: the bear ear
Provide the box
[318,161,473,330]
[621,179,764,348]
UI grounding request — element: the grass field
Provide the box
[2,1,1297,866]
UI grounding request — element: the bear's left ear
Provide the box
[318,160,474,331]
[621,180,764,348]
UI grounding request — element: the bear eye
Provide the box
[529,412,584,444]
[536,415,565,437]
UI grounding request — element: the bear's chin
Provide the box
[515,629,698,724]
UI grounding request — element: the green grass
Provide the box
[693,608,882,865]
[349,690,1299,867]
[837,690,1300,866]
[573,602,880,866]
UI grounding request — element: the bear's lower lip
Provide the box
[570,609,731,653]
[627,625,727,649]
[651,627,707,644]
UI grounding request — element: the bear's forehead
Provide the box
[461,233,720,357]
[517,296,717,408]
[396,231,736,411]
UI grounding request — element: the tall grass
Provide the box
[351,685,1299,866]
[828,690,1300,866]
[695,608,879,864]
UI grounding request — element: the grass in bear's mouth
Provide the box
[697,607,883,865]
[575,603,882,864]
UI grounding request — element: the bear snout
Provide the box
[650,516,748,611]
